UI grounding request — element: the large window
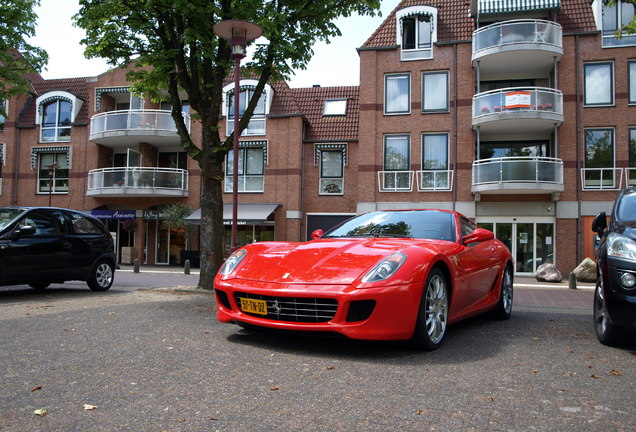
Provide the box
[227,88,266,136]
[41,99,72,142]
[584,62,614,106]
[420,133,450,190]
[602,0,636,47]
[400,12,434,60]
[384,74,410,115]
[319,150,344,195]
[38,151,69,194]
[629,128,636,186]
[422,71,449,113]
[225,146,265,193]
[382,135,411,191]
[629,61,636,105]
[584,128,616,189]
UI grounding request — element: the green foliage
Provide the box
[606,0,636,37]
[161,204,195,248]
[0,0,48,110]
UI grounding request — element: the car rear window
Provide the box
[69,213,104,234]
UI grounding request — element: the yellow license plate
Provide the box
[239,298,268,315]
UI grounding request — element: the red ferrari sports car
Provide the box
[214,209,513,350]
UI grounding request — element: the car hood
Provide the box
[614,222,636,240]
[233,238,434,285]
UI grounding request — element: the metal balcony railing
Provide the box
[580,168,625,191]
[473,19,562,55]
[377,171,414,192]
[87,167,189,196]
[473,157,563,186]
[90,109,191,135]
[416,170,454,191]
[473,87,563,119]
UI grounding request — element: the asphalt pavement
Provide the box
[1,268,633,432]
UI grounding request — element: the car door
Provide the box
[0,209,73,284]
[66,211,111,276]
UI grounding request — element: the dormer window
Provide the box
[397,6,438,61]
[36,91,83,143]
[323,99,347,116]
[600,0,636,47]
[223,80,273,137]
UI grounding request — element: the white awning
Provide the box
[185,203,280,225]
[479,0,560,14]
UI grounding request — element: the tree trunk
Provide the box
[197,151,226,290]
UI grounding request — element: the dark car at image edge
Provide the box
[0,206,116,291]
[591,187,636,346]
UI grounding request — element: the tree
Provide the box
[161,204,195,249]
[74,0,381,289]
[0,0,48,113]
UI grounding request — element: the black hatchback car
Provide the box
[0,207,116,291]
[591,187,636,346]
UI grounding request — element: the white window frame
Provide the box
[384,73,411,115]
[396,5,438,61]
[318,148,345,195]
[323,99,348,116]
[419,133,452,191]
[582,128,620,190]
[584,62,614,107]
[599,0,636,48]
[380,134,413,192]
[222,81,273,137]
[224,144,266,193]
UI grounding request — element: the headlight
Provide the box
[361,252,406,283]
[219,249,247,275]
[607,233,636,260]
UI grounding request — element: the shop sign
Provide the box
[91,210,136,220]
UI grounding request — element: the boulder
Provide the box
[573,258,597,283]
[535,263,563,283]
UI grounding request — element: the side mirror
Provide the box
[591,212,607,236]
[10,225,36,241]
[311,229,324,240]
[462,228,494,245]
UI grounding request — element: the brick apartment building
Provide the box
[0,0,634,275]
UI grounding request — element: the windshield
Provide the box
[0,208,26,232]
[323,210,455,241]
[617,190,636,223]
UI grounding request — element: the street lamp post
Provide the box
[213,20,262,252]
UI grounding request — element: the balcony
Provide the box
[89,110,191,148]
[87,167,189,197]
[472,20,562,78]
[580,168,625,191]
[416,170,454,192]
[377,171,414,192]
[472,157,563,198]
[472,87,563,135]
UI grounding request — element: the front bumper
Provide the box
[603,256,636,330]
[214,278,423,341]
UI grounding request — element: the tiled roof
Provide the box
[362,0,597,48]
[18,77,90,126]
[291,86,359,142]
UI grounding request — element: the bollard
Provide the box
[568,272,577,290]
[184,259,190,275]
[133,258,140,273]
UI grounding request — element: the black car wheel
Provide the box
[594,271,625,346]
[28,282,51,291]
[87,260,114,291]
[491,264,513,320]
[412,268,448,350]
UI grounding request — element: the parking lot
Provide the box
[0,271,634,431]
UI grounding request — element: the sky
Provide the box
[29,0,401,88]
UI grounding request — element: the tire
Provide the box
[87,260,114,291]
[29,282,51,291]
[593,272,625,346]
[491,264,513,320]
[412,268,449,350]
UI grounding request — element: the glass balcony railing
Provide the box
[473,157,563,188]
[90,109,191,135]
[473,87,563,119]
[87,167,189,197]
[473,19,562,55]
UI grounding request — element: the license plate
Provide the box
[239,298,268,315]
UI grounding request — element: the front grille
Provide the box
[235,291,338,323]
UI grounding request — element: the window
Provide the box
[422,71,449,112]
[382,135,411,191]
[41,99,72,142]
[38,152,69,194]
[584,128,616,189]
[399,10,435,60]
[584,62,614,106]
[384,74,410,115]
[602,0,636,47]
[227,88,266,136]
[323,99,347,116]
[225,146,265,193]
[420,133,450,190]
[19,210,68,236]
[629,128,636,186]
[0,100,6,131]
[629,61,636,105]
[69,212,103,235]
[319,150,344,195]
